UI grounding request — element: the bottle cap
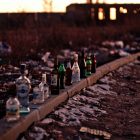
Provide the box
[42,73,46,82]
[7,84,17,97]
[20,64,26,70]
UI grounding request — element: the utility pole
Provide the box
[43,0,53,13]
[87,0,92,4]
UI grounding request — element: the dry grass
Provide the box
[0,16,140,64]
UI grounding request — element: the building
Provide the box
[66,3,140,25]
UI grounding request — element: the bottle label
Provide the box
[6,103,19,116]
[87,64,92,72]
[17,83,30,107]
[7,107,19,115]
[51,74,57,86]
[17,83,29,98]
[33,87,44,103]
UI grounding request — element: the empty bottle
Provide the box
[16,64,31,114]
[91,52,97,73]
[85,55,92,76]
[6,84,20,122]
[51,57,60,95]
[59,63,66,89]
[65,61,72,86]
[72,61,80,83]
[39,73,49,100]
[79,50,86,79]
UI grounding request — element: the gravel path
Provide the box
[20,59,140,140]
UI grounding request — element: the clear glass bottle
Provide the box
[72,61,80,83]
[16,64,31,114]
[39,73,49,100]
[6,84,20,122]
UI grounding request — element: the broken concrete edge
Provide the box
[0,52,140,140]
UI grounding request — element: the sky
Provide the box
[0,0,139,13]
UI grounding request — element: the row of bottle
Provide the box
[5,51,96,122]
[51,51,96,94]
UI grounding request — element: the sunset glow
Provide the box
[0,0,139,13]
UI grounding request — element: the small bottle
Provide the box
[85,55,92,76]
[79,50,86,79]
[6,84,20,122]
[16,64,31,114]
[72,58,80,83]
[51,57,60,95]
[58,63,66,89]
[65,61,72,86]
[32,86,44,104]
[39,73,49,99]
[91,52,97,73]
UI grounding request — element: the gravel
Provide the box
[19,59,140,140]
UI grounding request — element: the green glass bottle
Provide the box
[85,55,92,77]
[58,63,66,89]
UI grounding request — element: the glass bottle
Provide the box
[91,52,97,73]
[85,55,92,76]
[58,63,66,89]
[72,57,80,83]
[65,61,72,86]
[79,50,86,79]
[39,73,49,100]
[51,57,60,95]
[16,64,31,114]
[6,84,20,122]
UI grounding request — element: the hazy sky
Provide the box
[0,0,139,13]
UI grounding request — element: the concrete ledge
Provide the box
[0,110,39,140]
[67,79,88,98]
[86,70,102,86]
[38,91,68,120]
[0,52,140,140]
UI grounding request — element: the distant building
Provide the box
[66,3,140,25]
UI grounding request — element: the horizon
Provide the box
[0,0,140,13]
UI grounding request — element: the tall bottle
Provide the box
[16,64,31,114]
[72,53,80,83]
[91,52,97,73]
[58,63,66,89]
[79,50,86,79]
[65,61,72,86]
[85,55,92,77]
[51,57,60,95]
[6,84,20,122]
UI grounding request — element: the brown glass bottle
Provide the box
[79,50,86,79]
[91,52,97,73]
[50,57,60,95]
[65,61,72,86]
